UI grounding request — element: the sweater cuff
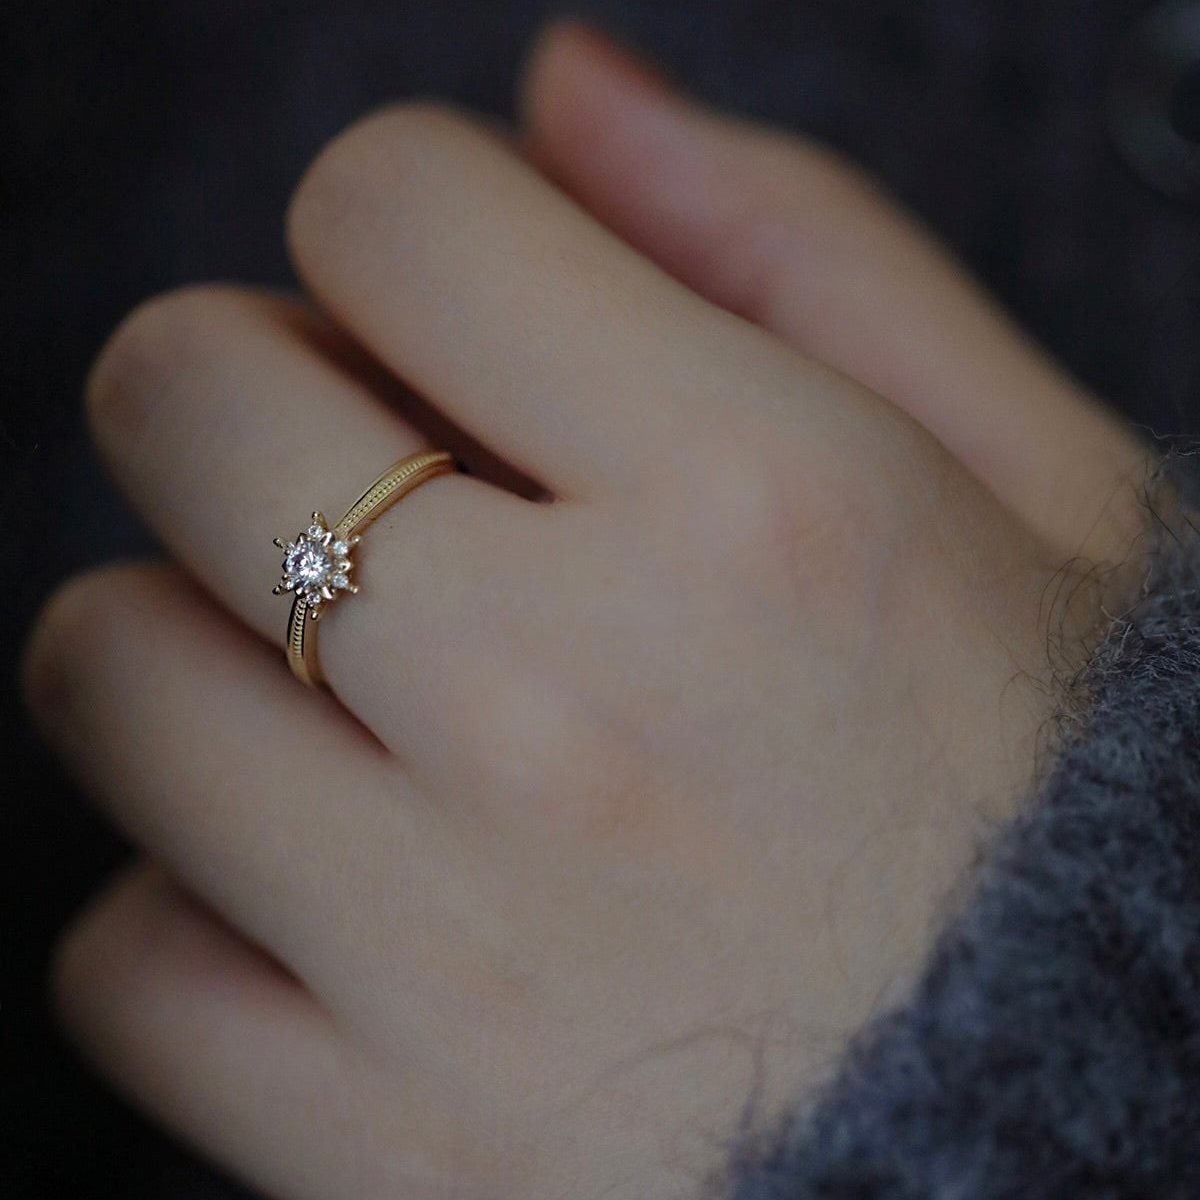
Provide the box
[722,488,1200,1199]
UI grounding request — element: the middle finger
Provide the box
[285,103,816,499]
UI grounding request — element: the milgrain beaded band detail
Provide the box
[272,450,457,687]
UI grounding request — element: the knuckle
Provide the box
[447,659,653,843]
[663,425,825,569]
[286,100,471,253]
[22,562,173,721]
[49,891,115,1042]
[49,866,170,1056]
[664,418,927,602]
[85,283,252,446]
[23,571,104,719]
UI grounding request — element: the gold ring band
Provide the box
[272,450,457,686]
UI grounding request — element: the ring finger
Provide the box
[85,285,543,753]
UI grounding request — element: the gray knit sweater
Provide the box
[722,477,1200,1198]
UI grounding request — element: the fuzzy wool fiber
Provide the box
[726,506,1200,1199]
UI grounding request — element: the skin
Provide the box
[22,22,1153,1200]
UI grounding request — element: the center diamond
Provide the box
[287,540,333,588]
[273,512,357,609]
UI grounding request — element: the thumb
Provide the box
[519,21,1151,564]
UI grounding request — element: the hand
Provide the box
[23,23,1150,1200]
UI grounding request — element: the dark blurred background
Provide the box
[4,2,1199,1196]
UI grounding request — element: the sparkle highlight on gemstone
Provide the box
[272,511,358,610]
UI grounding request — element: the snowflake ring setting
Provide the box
[271,450,458,687]
[273,518,359,609]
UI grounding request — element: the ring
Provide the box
[272,450,458,687]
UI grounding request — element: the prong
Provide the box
[320,531,333,546]
[350,535,362,547]
[320,585,335,601]
[312,510,327,528]
[309,604,322,622]
[272,584,285,595]
[272,537,286,549]
[347,583,360,595]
